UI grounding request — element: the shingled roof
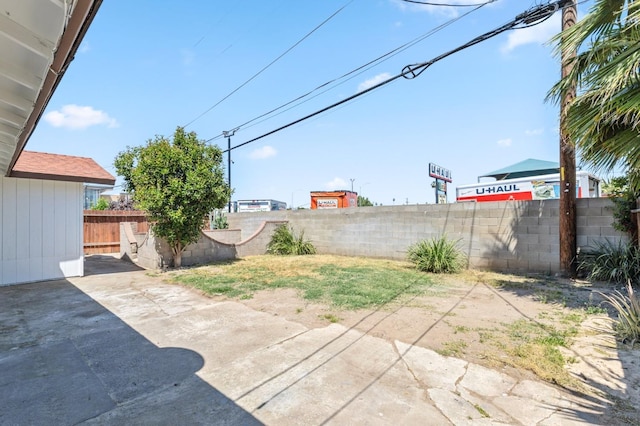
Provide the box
[10,151,115,186]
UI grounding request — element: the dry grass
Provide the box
[168,254,606,393]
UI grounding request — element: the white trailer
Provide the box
[456,171,600,202]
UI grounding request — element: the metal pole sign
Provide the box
[429,163,452,182]
[429,163,452,204]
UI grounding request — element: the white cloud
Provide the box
[497,138,512,147]
[249,145,277,160]
[357,73,392,92]
[525,128,544,136]
[44,104,118,129]
[501,15,560,53]
[326,177,347,189]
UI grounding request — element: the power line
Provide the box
[206,1,490,143]
[400,0,495,6]
[223,0,571,154]
[183,0,356,129]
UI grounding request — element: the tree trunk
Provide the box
[559,1,577,278]
[172,242,183,268]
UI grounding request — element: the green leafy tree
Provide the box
[548,0,640,189]
[357,195,373,207]
[114,127,230,267]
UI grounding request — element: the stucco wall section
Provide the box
[128,227,238,270]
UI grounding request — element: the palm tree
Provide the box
[548,0,640,188]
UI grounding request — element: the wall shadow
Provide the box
[0,279,261,425]
[84,254,145,276]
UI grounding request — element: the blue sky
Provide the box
[27,0,595,207]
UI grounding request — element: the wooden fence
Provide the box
[84,210,149,254]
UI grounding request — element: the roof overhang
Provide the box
[0,0,103,176]
[10,150,116,185]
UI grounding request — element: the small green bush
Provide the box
[407,235,466,274]
[267,224,316,255]
[213,213,229,229]
[577,240,640,285]
[599,282,640,346]
[92,198,110,210]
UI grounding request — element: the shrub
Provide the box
[577,240,640,285]
[267,224,316,255]
[599,282,640,347]
[92,198,110,210]
[213,213,229,229]
[602,175,639,243]
[407,235,466,274]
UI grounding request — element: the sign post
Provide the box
[429,163,452,204]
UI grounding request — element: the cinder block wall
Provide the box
[226,198,625,274]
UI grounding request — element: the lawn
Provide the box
[169,255,437,309]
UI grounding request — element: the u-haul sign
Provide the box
[429,163,452,182]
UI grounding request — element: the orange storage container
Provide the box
[310,191,357,209]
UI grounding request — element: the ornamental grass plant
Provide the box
[407,235,466,274]
[599,281,640,347]
[577,239,640,285]
[267,224,316,255]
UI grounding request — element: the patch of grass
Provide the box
[321,313,341,323]
[453,325,470,334]
[584,304,608,315]
[534,289,566,305]
[437,340,467,357]
[474,404,490,418]
[561,312,585,325]
[478,330,495,344]
[499,319,581,388]
[170,255,437,310]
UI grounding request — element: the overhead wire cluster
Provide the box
[183,0,356,129]
[222,0,574,154]
[399,0,495,6]
[204,0,495,144]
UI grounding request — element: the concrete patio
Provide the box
[0,255,610,425]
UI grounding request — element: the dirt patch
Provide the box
[230,272,639,423]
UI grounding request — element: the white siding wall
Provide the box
[1,176,83,286]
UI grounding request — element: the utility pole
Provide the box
[223,129,236,213]
[559,0,577,277]
[350,178,355,193]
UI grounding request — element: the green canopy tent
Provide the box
[479,158,559,181]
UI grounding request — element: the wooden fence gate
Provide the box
[84,210,148,254]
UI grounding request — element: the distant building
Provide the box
[84,184,115,210]
[236,199,287,212]
[310,190,357,209]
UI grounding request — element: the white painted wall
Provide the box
[1,176,83,286]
